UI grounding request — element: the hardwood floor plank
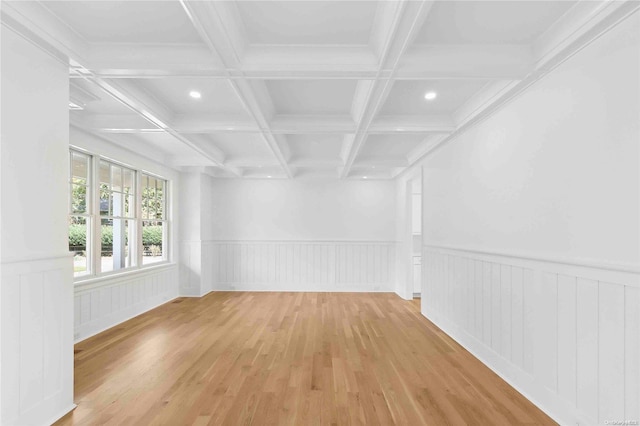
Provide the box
[55,292,555,425]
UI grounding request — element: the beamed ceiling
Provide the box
[3,0,637,179]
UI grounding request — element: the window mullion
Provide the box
[92,156,101,275]
[136,171,143,268]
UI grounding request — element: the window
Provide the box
[69,151,92,277]
[69,149,170,279]
[99,160,136,273]
[141,174,167,265]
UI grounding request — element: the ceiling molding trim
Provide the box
[179,0,293,178]
[340,0,436,178]
[396,0,640,180]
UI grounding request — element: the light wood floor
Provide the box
[56,292,555,425]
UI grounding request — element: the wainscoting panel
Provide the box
[74,265,179,342]
[1,255,74,426]
[209,241,396,292]
[422,245,640,426]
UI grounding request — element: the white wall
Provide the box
[178,171,214,297]
[421,23,639,264]
[70,128,181,341]
[419,11,639,425]
[0,26,74,425]
[205,179,397,291]
[209,179,396,241]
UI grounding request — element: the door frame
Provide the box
[399,168,423,300]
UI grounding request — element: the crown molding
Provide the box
[397,0,640,180]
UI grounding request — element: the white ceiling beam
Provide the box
[71,113,160,133]
[398,44,533,79]
[68,41,533,80]
[369,1,405,61]
[81,43,223,77]
[180,0,293,178]
[172,115,259,134]
[533,0,640,71]
[182,134,227,164]
[223,159,281,168]
[288,159,345,168]
[270,115,357,134]
[180,165,243,178]
[2,2,239,176]
[79,74,239,174]
[1,1,89,64]
[241,45,378,76]
[451,80,521,128]
[293,168,341,179]
[406,134,449,165]
[369,115,455,134]
[70,128,171,167]
[77,113,455,136]
[340,0,436,178]
[352,158,410,168]
[394,0,638,181]
[350,80,376,124]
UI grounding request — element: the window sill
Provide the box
[74,262,177,292]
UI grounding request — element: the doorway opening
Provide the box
[411,177,422,299]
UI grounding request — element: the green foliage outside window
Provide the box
[68,224,162,248]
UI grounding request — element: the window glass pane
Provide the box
[71,183,87,214]
[72,152,88,181]
[111,165,122,192]
[124,193,135,218]
[99,188,109,215]
[142,220,164,265]
[156,181,164,219]
[142,174,166,221]
[99,161,110,187]
[69,216,89,277]
[112,192,124,217]
[72,176,87,186]
[107,192,114,216]
[141,194,148,220]
[123,169,133,194]
[100,218,135,273]
[143,177,156,219]
[142,178,152,219]
[147,193,157,219]
[147,176,157,195]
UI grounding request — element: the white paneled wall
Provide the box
[74,265,179,342]
[1,256,74,426]
[422,245,640,425]
[209,241,396,292]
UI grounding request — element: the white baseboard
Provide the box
[213,283,394,292]
[421,245,639,425]
[424,309,592,425]
[75,294,177,343]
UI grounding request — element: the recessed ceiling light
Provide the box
[424,91,437,100]
[363,176,368,179]
[267,175,272,178]
[189,91,202,99]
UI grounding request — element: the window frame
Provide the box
[140,172,169,266]
[69,149,93,277]
[95,158,138,274]
[69,147,171,282]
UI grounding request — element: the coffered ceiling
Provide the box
[3,0,636,179]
